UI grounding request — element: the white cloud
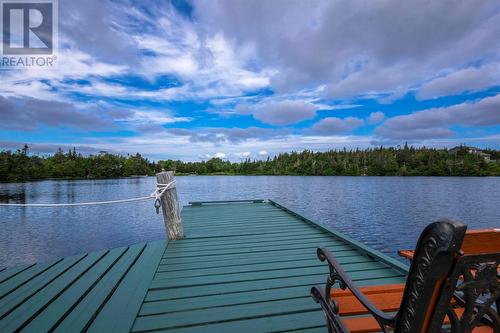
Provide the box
[315,104,363,111]
[114,110,192,125]
[0,1,271,109]
[367,112,386,125]
[167,127,290,145]
[376,94,500,140]
[234,151,252,159]
[309,117,364,135]
[417,63,500,100]
[259,150,269,156]
[0,48,127,101]
[194,0,500,100]
[134,11,271,101]
[0,141,120,155]
[213,152,227,159]
[0,96,111,131]
[236,100,317,126]
[0,80,60,101]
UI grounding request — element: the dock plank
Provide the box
[0,264,35,285]
[140,277,404,317]
[87,240,166,333]
[160,246,361,267]
[0,250,107,332]
[133,297,321,332]
[162,240,350,259]
[21,246,128,333]
[52,243,147,332]
[0,261,62,299]
[157,253,373,278]
[165,234,338,251]
[139,310,326,333]
[148,268,403,302]
[154,261,387,288]
[0,255,85,320]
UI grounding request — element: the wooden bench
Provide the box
[311,220,500,332]
[399,228,500,261]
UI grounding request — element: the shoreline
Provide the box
[1,173,500,184]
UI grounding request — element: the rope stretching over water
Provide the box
[0,180,176,208]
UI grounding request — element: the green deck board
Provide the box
[157,254,374,278]
[87,240,166,333]
[0,250,107,332]
[148,269,404,301]
[146,275,406,304]
[0,261,61,299]
[133,297,322,332]
[185,214,294,223]
[140,286,314,316]
[164,236,347,252]
[184,226,319,239]
[0,200,409,332]
[21,246,128,333]
[0,255,85,320]
[184,213,294,222]
[160,247,359,267]
[0,264,35,285]
[154,261,387,288]
[140,310,326,333]
[183,227,325,240]
[165,234,339,251]
[171,229,327,245]
[183,219,303,230]
[52,243,146,332]
[162,242,351,260]
[293,328,330,333]
[185,229,322,240]
[158,250,366,272]
[185,216,308,226]
[140,272,403,317]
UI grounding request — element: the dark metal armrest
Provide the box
[311,247,395,332]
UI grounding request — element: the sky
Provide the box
[1,0,500,161]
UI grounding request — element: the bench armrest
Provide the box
[311,247,395,332]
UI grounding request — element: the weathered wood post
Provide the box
[156,171,184,240]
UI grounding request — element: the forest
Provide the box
[1,144,499,182]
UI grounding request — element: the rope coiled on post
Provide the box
[0,180,176,208]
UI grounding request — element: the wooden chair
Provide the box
[311,220,500,332]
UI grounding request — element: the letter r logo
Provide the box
[1,1,54,55]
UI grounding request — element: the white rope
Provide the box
[0,196,153,207]
[151,180,176,201]
[0,180,176,208]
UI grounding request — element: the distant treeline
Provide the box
[1,144,500,182]
[0,146,153,182]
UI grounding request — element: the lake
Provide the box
[1,176,499,269]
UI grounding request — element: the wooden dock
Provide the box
[0,200,408,332]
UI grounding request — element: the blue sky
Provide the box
[1,0,500,161]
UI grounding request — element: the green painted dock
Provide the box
[0,200,408,332]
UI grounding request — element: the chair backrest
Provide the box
[394,220,467,333]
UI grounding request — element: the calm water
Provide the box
[1,176,499,269]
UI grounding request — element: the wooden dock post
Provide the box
[156,171,184,240]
